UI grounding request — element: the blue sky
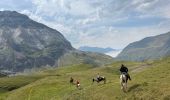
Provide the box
[0,0,170,49]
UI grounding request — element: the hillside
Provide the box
[117,32,170,61]
[0,57,169,100]
[58,50,113,67]
[0,11,113,72]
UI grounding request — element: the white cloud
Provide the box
[0,8,4,11]
[74,23,170,49]
[105,50,122,57]
[69,0,95,16]
[134,0,170,18]
[0,0,170,49]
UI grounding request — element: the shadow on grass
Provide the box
[163,95,170,100]
[128,84,141,92]
[0,86,19,92]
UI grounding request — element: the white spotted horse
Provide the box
[120,72,129,92]
[92,76,106,84]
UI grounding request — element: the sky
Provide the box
[0,0,170,49]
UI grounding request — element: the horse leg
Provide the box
[120,77,123,90]
[122,80,128,92]
[121,80,126,92]
[123,83,126,92]
[121,84,123,90]
[125,82,128,92]
[122,83,127,92]
[77,84,81,89]
[120,81,123,90]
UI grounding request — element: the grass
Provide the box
[0,57,170,100]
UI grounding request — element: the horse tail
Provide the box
[92,78,95,83]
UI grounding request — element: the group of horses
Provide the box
[70,73,129,92]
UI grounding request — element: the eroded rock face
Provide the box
[0,11,73,72]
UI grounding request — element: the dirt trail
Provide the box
[131,63,153,73]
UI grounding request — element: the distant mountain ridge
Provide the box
[79,46,116,53]
[117,32,170,61]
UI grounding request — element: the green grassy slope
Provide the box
[0,58,170,100]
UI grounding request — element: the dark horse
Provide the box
[92,76,106,84]
[70,77,74,84]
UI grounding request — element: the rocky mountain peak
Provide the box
[0,11,74,71]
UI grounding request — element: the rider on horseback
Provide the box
[97,73,102,80]
[97,73,100,79]
[120,64,131,80]
[93,73,106,84]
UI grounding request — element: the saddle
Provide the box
[122,72,127,75]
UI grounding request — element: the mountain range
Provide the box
[1,10,169,72]
[78,46,116,53]
[78,46,122,57]
[0,11,113,72]
[117,32,170,61]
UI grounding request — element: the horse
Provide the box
[69,78,81,89]
[120,72,128,92]
[76,80,81,89]
[92,76,106,84]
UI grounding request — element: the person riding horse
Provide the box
[92,73,106,83]
[97,73,101,80]
[119,64,131,81]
